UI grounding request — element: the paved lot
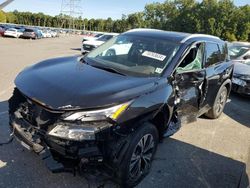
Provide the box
[0,36,249,188]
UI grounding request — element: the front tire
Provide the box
[205,86,228,119]
[115,122,159,187]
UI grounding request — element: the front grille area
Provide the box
[20,101,60,127]
[9,88,62,128]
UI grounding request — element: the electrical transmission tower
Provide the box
[60,0,83,29]
[0,0,15,10]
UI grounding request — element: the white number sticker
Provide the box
[142,51,166,61]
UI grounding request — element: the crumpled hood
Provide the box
[234,61,250,76]
[15,56,158,110]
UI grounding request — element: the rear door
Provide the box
[201,42,233,109]
[174,42,207,124]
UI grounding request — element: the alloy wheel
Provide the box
[216,89,227,114]
[129,134,155,179]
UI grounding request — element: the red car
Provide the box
[0,27,5,36]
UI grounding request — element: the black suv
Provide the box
[9,29,233,187]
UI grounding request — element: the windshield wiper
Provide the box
[91,64,126,76]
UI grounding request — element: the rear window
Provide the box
[24,29,34,32]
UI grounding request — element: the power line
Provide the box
[0,0,15,10]
[60,0,83,29]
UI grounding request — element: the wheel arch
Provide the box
[221,78,232,97]
[151,104,173,138]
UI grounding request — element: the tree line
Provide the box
[0,0,250,41]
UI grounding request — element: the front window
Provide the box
[85,34,180,77]
[176,43,204,73]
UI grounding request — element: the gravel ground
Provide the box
[0,36,249,188]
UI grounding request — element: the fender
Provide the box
[220,78,232,97]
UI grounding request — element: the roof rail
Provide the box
[181,34,220,43]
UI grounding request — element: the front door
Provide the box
[173,42,206,124]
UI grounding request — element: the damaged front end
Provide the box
[8,88,116,173]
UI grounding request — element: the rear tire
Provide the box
[205,86,228,119]
[115,122,159,187]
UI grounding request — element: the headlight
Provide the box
[48,102,131,141]
[48,122,112,141]
[63,102,131,122]
[240,75,250,81]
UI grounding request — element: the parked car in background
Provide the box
[9,29,233,187]
[0,26,5,36]
[41,30,52,38]
[229,42,250,95]
[20,28,42,39]
[81,33,118,54]
[4,28,24,38]
[50,30,58,38]
[82,33,103,43]
[229,42,250,61]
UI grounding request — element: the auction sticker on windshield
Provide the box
[155,68,163,74]
[142,51,166,61]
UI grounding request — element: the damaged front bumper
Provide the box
[9,90,113,173]
[10,114,107,172]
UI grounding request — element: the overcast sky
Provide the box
[2,0,250,20]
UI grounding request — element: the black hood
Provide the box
[234,61,250,76]
[15,56,159,110]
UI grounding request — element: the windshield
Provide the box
[229,45,250,59]
[8,29,16,32]
[97,35,115,41]
[86,34,180,77]
[95,33,103,38]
